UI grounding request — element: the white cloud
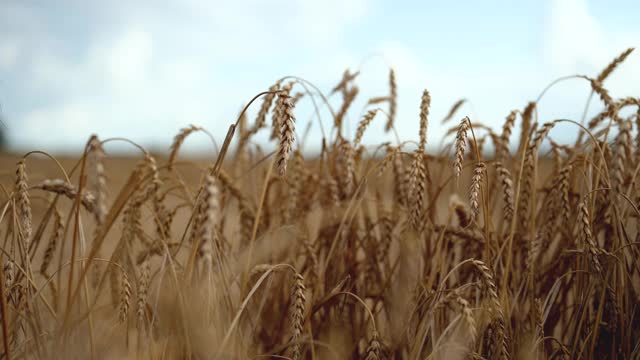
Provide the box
[532,0,640,145]
[295,0,368,46]
[102,30,154,93]
[544,0,640,96]
[2,0,639,153]
[4,0,372,152]
[545,0,607,71]
[0,42,18,70]
[19,102,92,144]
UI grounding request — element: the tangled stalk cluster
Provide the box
[0,48,638,359]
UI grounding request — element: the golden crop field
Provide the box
[0,48,638,359]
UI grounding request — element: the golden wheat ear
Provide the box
[15,159,32,245]
[453,117,470,179]
[289,272,306,360]
[276,92,296,177]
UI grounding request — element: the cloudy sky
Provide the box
[0,0,638,155]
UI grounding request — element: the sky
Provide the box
[0,0,639,155]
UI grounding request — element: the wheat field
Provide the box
[0,48,638,359]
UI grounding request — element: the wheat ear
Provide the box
[40,209,63,276]
[88,135,107,225]
[384,68,397,132]
[596,47,634,82]
[276,92,296,177]
[441,98,466,124]
[289,272,306,360]
[409,149,426,230]
[469,162,485,222]
[419,89,431,151]
[168,125,203,171]
[119,269,131,323]
[15,159,32,245]
[453,117,470,179]
[136,260,150,328]
[364,331,381,360]
[354,109,378,148]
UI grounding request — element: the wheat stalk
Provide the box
[338,140,356,198]
[378,145,398,177]
[441,98,466,124]
[324,173,340,208]
[519,122,556,229]
[119,269,131,323]
[195,174,220,273]
[334,86,359,131]
[393,149,408,207]
[364,331,382,360]
[384,69,397,132]
[15,159,31,245]
[589,78,614,109]
[518,102,535,155]
[596,47,634,82]
[40,209,63,276]
[354,109,378,148]
[289,272,306,360]
[168,125,203,171]
[419,89,431,151]
[271,81,294,140]
[284,151,304,223]
[453,117,470,179]
[4,261,14,297]
[136,260,150,328]
[88,135,107,226]
[276,92,296,177]
[578,199,602,273]
[331,68,359,95]
[409,149,426,230]
[498,110,517,160]
[471,259,508,359]
[495,163,515,225]
[255,82,280,130]
[456,295,477,345]
[469,162,485,222]
[449,194,472,228]
[612,119,631,194]
[35,179,97,213]
[557,165,572,224]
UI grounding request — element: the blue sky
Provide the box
[0,0,639,155]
